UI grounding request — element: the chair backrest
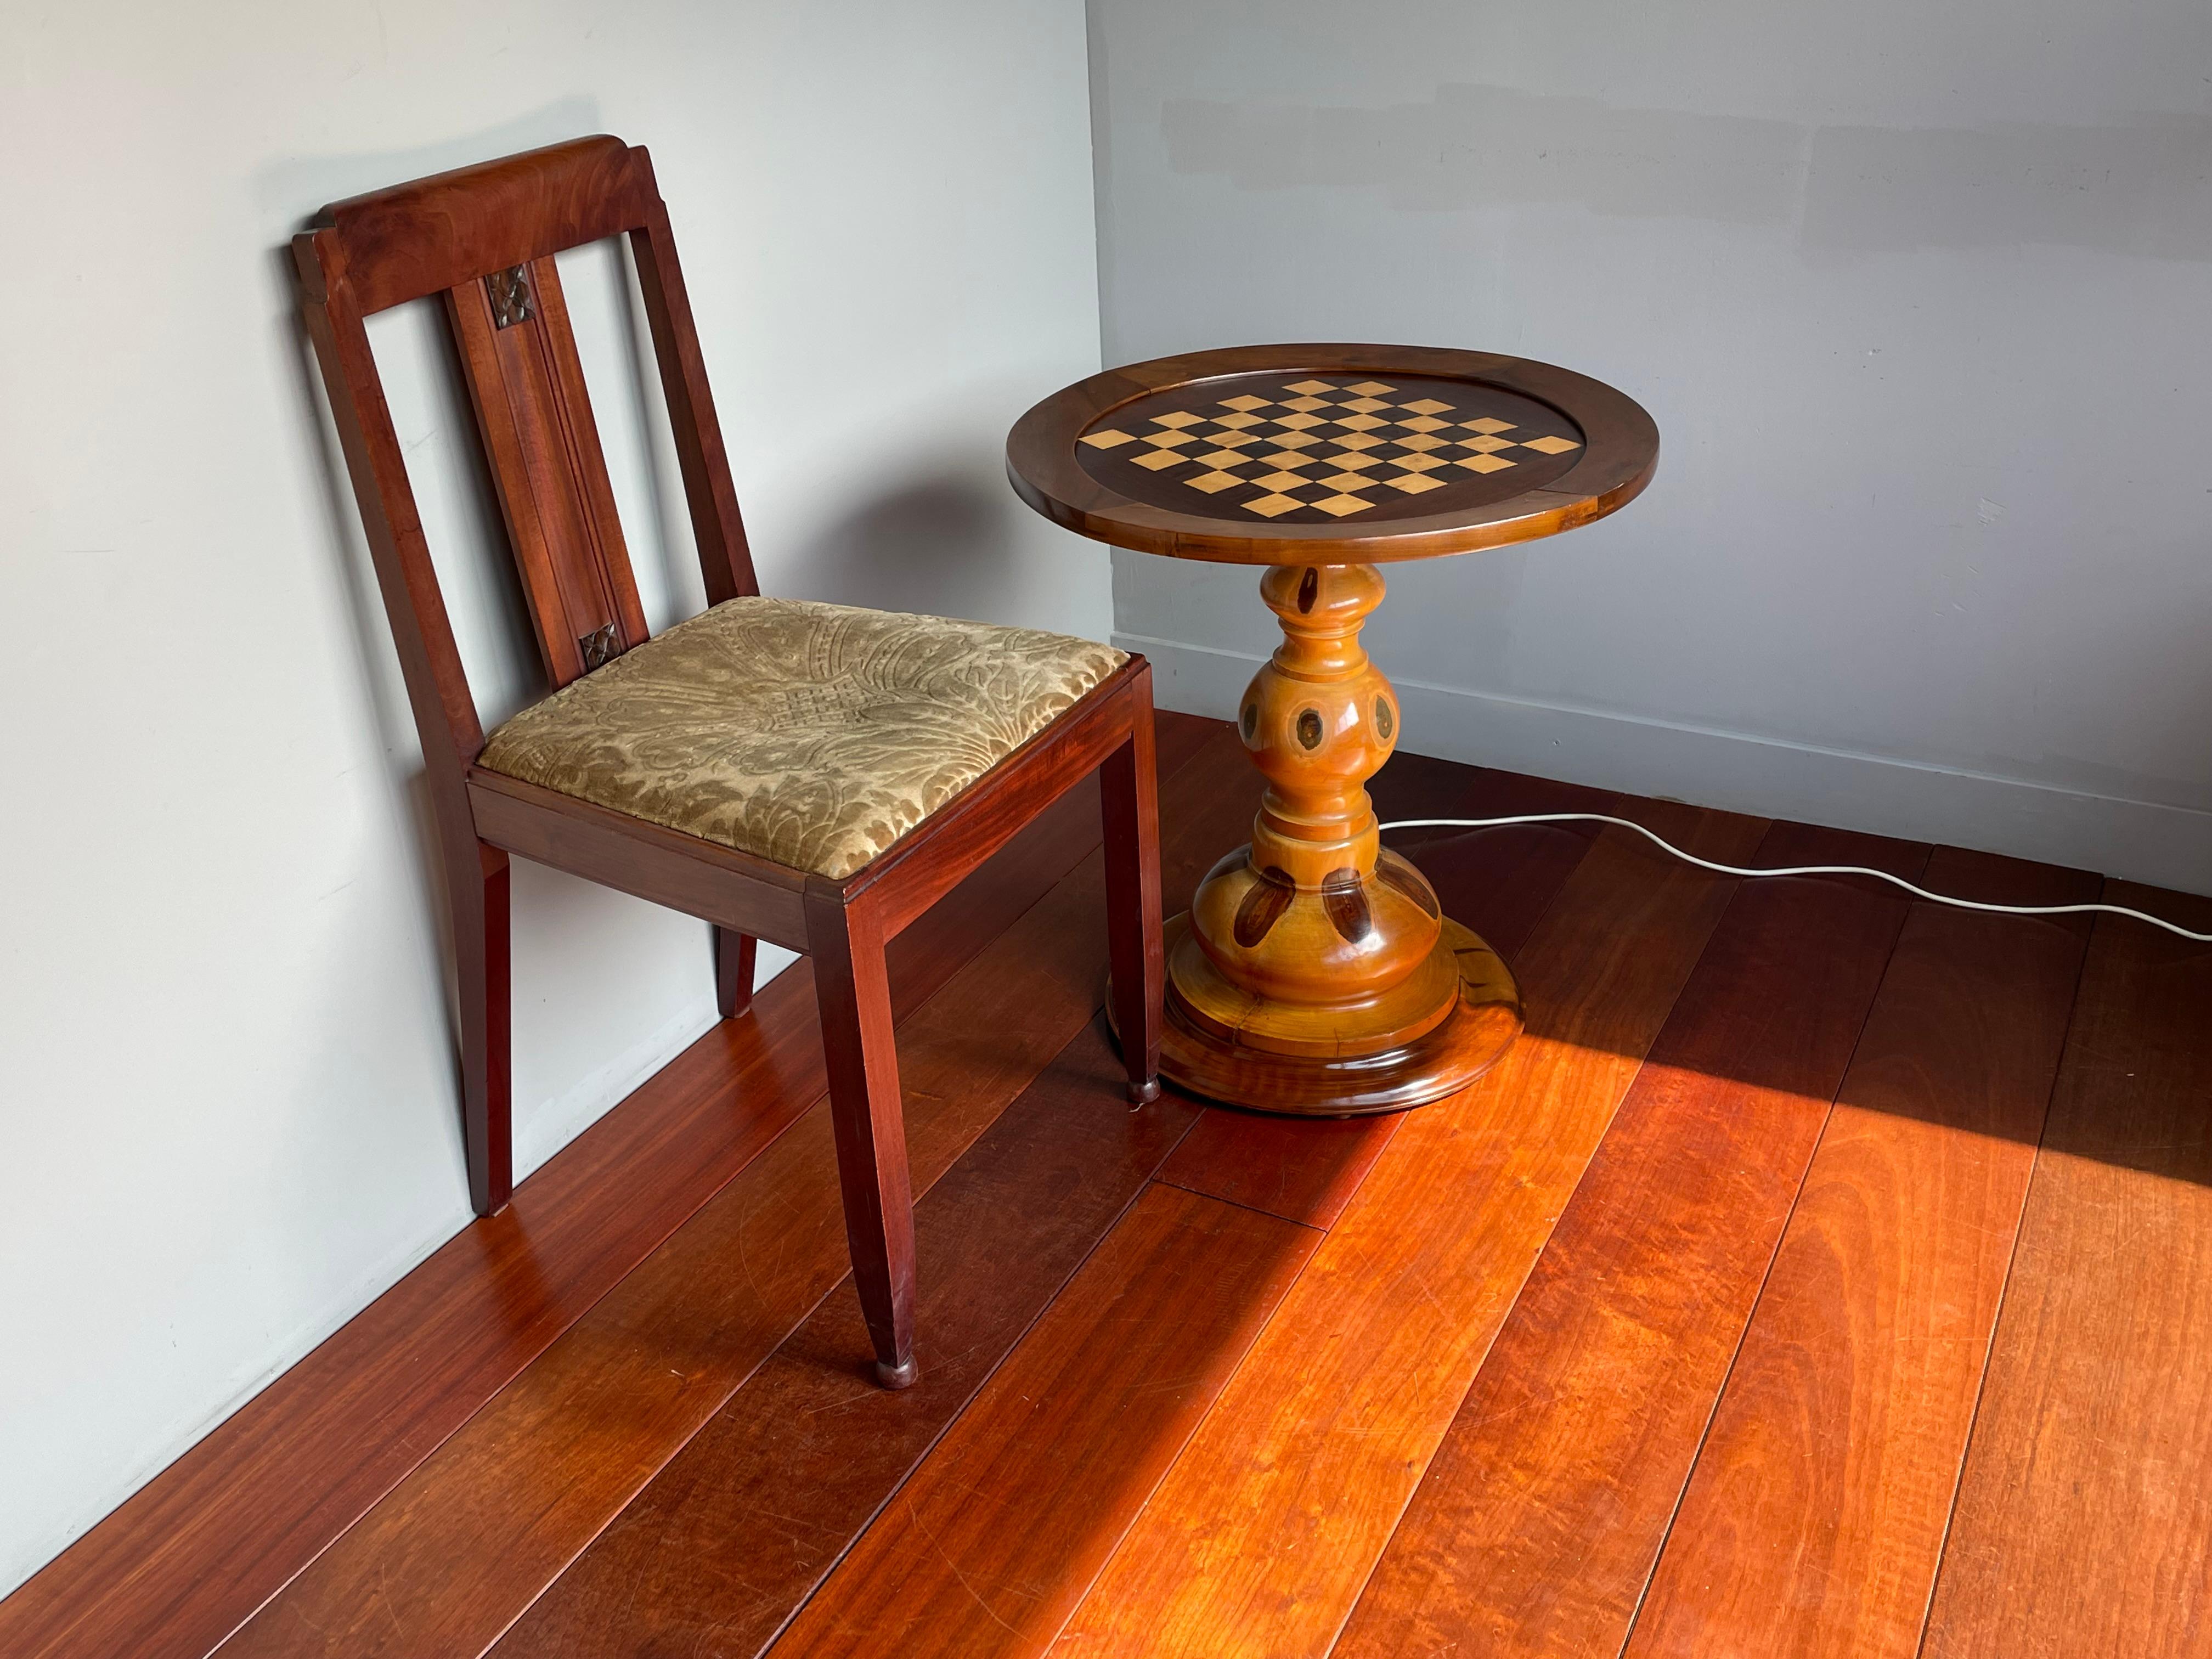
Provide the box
[292,136,756,785]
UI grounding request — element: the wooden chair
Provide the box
[291,136,1162,1389]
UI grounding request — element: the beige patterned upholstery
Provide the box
[477,598,1126,879]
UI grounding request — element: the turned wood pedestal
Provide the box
[1010,345,1659,1115]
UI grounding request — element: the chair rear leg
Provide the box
[804,891,918,1388]
[1102,676,1165,1103]
[714,926,758,1018]
[454,840,513,1217]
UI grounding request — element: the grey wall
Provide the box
[1089,0,2212,891]
[0,0,1101,1597]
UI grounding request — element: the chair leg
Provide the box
[714,926,757,1018]
[804,891,918,1389]
[454,840,513,1217]
[1102,681,1165,1103]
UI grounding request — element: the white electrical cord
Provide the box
[1378,814,2212,944]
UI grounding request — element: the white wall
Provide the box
[1089,0,2212,893]
[0,0,1103,1596]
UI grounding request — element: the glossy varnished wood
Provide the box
[1624,849,2100,1659]
[1049,802,1769,1658]
[494,1022,1202,1659]
[774,1182,1319,1658]
[1920,882,2212,1659]
[1333,823,1926,1659]
[0,750,1120,1659]
[1010,346,1653,1115]
[1007,343,1659,566]
[22,733,2210,1659]
[296,134,1165,1390]
[490,730,1261,1657]
[204,727,1247,1659]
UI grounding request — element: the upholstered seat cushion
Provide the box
[476,597,1126,879]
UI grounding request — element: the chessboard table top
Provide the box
[1007,343,1658,565]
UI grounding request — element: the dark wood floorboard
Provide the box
[21,720,2212,1659]
[495,1017,1201,1659]
[1334,821,1927,1659]
[486,741,1267,1657]
[209,727,1254,1658]
[0,716,1183,1659]
[771,1181,1319,1658]
[1623,848,2098,1659]
[1921,881,2212,1659]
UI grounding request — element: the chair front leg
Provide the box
[1102,676,1165,1103]
[714,926,758,1018]
[804,890,918,1388]
[454,839,513,1217]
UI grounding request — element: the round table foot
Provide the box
[1125,1077,1164,1105]
[874,1356,919,1390]
[1156,915,1522,1116]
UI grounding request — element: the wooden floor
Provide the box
[9,712,2211,1659]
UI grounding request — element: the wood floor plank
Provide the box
[1158,764,1621,1231]
[1331,822,1926,1659]
[0,742,1129,1659]
[1155,1110,1404,1231]
[1049,800,1770,1659]
[496,1017,1200,1659]
[1920,881,2212,1659]
[208,728,1260,1659]
[771,1182,1321,1658]
[1622,848,2099,1659]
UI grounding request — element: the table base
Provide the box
[1135,913,1523,1116]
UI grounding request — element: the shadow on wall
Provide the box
[791,474,1030,625]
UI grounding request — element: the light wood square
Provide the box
[1340,397,1391,414]
[1521,435,1583,454]
[1392,453,1448,472]
[1252,470,1309,492]
[1397,415,1450,433]
[1185,471,1243,494]
[1460,435,1514,453]
[1218,394,1272,413]
[1346,380,1396,396]
[1323,450,1384,471]
[1399,398,1454,415]
[1318,472,1375,492]
[1455,452,1516,473]
[1268,430,1324,449]
[1393,433,1448,452]
[1331,432,1385,452]
[1464,417,1516,435]
[1243,493,1304,517]
[1312,493,1375,517]
[1273,413,1327,431]
[1333,414,1389,432]
[1132,448,1185,471]
[1214,413,1263,430]
[1283,379,1336,395]
[1152,411,1205,428]
[1381,471,1446,494]
[1194,448,1248,469]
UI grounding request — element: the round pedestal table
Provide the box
[1007,344,1659,1115]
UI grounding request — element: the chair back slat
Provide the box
[294,136,758,772]
[447,252,648,684]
